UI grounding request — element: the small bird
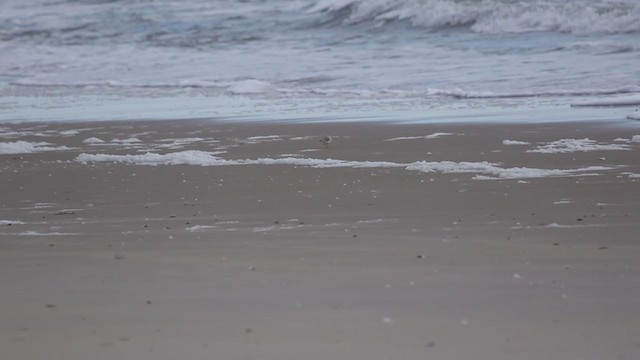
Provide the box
[320,135,332,148]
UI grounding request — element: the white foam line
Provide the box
[291,136,315,140]
[252,225,301,232]
[0,220,25,225]
[83,137,105,144]
[528,138,630,153]
[59,130,80,136]
[155,141,206,149]
[28,203,57,209]
[14,231,80,236]
[0,141,73,154]
[622,172,640,178]
[110,138,142,144]
[544,223,606,229]
[185,225,216,232]
[246,135,282,141]
[76,151,618,180]
[503,140,530,145]
[356,219,396,224]
[384,133,454,141]
[613,135,640,143]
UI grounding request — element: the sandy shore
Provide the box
[1,119,640,360]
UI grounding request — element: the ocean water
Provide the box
[1,0,639,123]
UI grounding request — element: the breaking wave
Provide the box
[308,0,640,34]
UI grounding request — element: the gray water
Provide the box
[1,0,639,122]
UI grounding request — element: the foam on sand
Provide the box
[622,172,640,178]
[15,231,80,236]
[77,151,230,166]
[83,137,106,144]
[58,130,78,136]
[503,140,530,145]
[407,162,612,180]
[245,135,284,144]
[110,138,142,144]
[613,135,640,143]
[0,141,72,154]
[246,135,282,141]
[0,220,25,225]
[544,223,606,229]
[384,133,453,141]
[155,137,206,149]
[185,225,216,232]
[528,138,630,153]
[76,151,617,180]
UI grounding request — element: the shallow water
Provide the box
[1,0,639,123]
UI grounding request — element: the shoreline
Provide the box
[2,118,639,360]
[2,86,639,125]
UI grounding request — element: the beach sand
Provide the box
[1,119,639,360]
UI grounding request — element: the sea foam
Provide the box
[310,0,640,35]
[75,151,616,180]
[0,141,72,154]
[528,139,630,153]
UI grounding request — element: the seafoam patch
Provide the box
[33,202,56,209]
[0,220,25,225]
[77,151,229,166]
[155,137,206,149]
[503,140,530,145]
[553,199,573,204]
[252,225,302,232]
[75,150,618,180]
[110,137,142,144]
[185,225,216,232]
[384,133,454,141]
[528,138,630,153]
[407,162,612,180]
[59,130,81,136]
[0,141,72,154]
[613,135,640,143]
[83,137,106,144]
[544,223,606,229]
[356,219,396,224]
[622,172,640,178]
[83,137,145,148]
[15,231,80,236]
[244,135,283,144]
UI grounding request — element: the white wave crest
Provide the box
[310,0,640,35]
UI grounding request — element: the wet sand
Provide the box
[1,119,640,360]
